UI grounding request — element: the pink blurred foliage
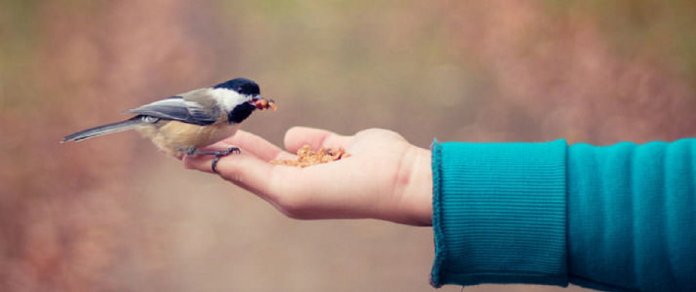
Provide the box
[0,1,694,291]
[2,1,218,290]
[439,1,696,143]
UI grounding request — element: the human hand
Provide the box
[183,127,433,226]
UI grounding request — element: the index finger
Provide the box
[183,151,300,205]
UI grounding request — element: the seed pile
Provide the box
[271,145,349,167]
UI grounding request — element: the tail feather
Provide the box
[62,117,142,143]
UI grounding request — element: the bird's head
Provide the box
[212,78,276,123]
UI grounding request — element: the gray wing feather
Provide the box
[129,96,219,125]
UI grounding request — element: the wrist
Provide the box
[395,147,433,226]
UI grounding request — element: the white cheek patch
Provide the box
[208,88,251,112]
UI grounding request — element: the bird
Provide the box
[62,77,276,172]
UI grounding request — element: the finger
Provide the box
[205,130,294,161]
[283,126,352,153]
[183,152,292,202]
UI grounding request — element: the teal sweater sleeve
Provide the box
[430,139,696,291]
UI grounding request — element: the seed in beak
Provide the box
[254,98,277,111]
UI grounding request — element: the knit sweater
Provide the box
[430,139,696,291]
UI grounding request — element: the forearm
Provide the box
[431,138,696,291]
[567,139,696,291]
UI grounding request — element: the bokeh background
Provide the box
[1,1,695,291]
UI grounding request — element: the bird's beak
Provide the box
[251,96,277,111]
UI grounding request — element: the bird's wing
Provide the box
[129,90,219,125]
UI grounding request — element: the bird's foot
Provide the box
[190,147,241,173]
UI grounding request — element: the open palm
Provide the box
[184,127,432,226]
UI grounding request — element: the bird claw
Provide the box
[185,147,241,173]
[210,147,241,173]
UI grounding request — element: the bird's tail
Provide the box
[62,117,142,143]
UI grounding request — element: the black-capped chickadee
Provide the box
[62,78,276,172]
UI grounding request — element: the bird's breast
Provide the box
[136,121,239,156]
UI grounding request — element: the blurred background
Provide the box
[1,0,695,291]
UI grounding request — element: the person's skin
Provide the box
[183,127,433,226]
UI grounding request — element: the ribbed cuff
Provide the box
[431,140,568,288]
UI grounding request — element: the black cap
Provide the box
[213,78,260,96]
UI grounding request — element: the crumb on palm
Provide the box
[271,145,349,167]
